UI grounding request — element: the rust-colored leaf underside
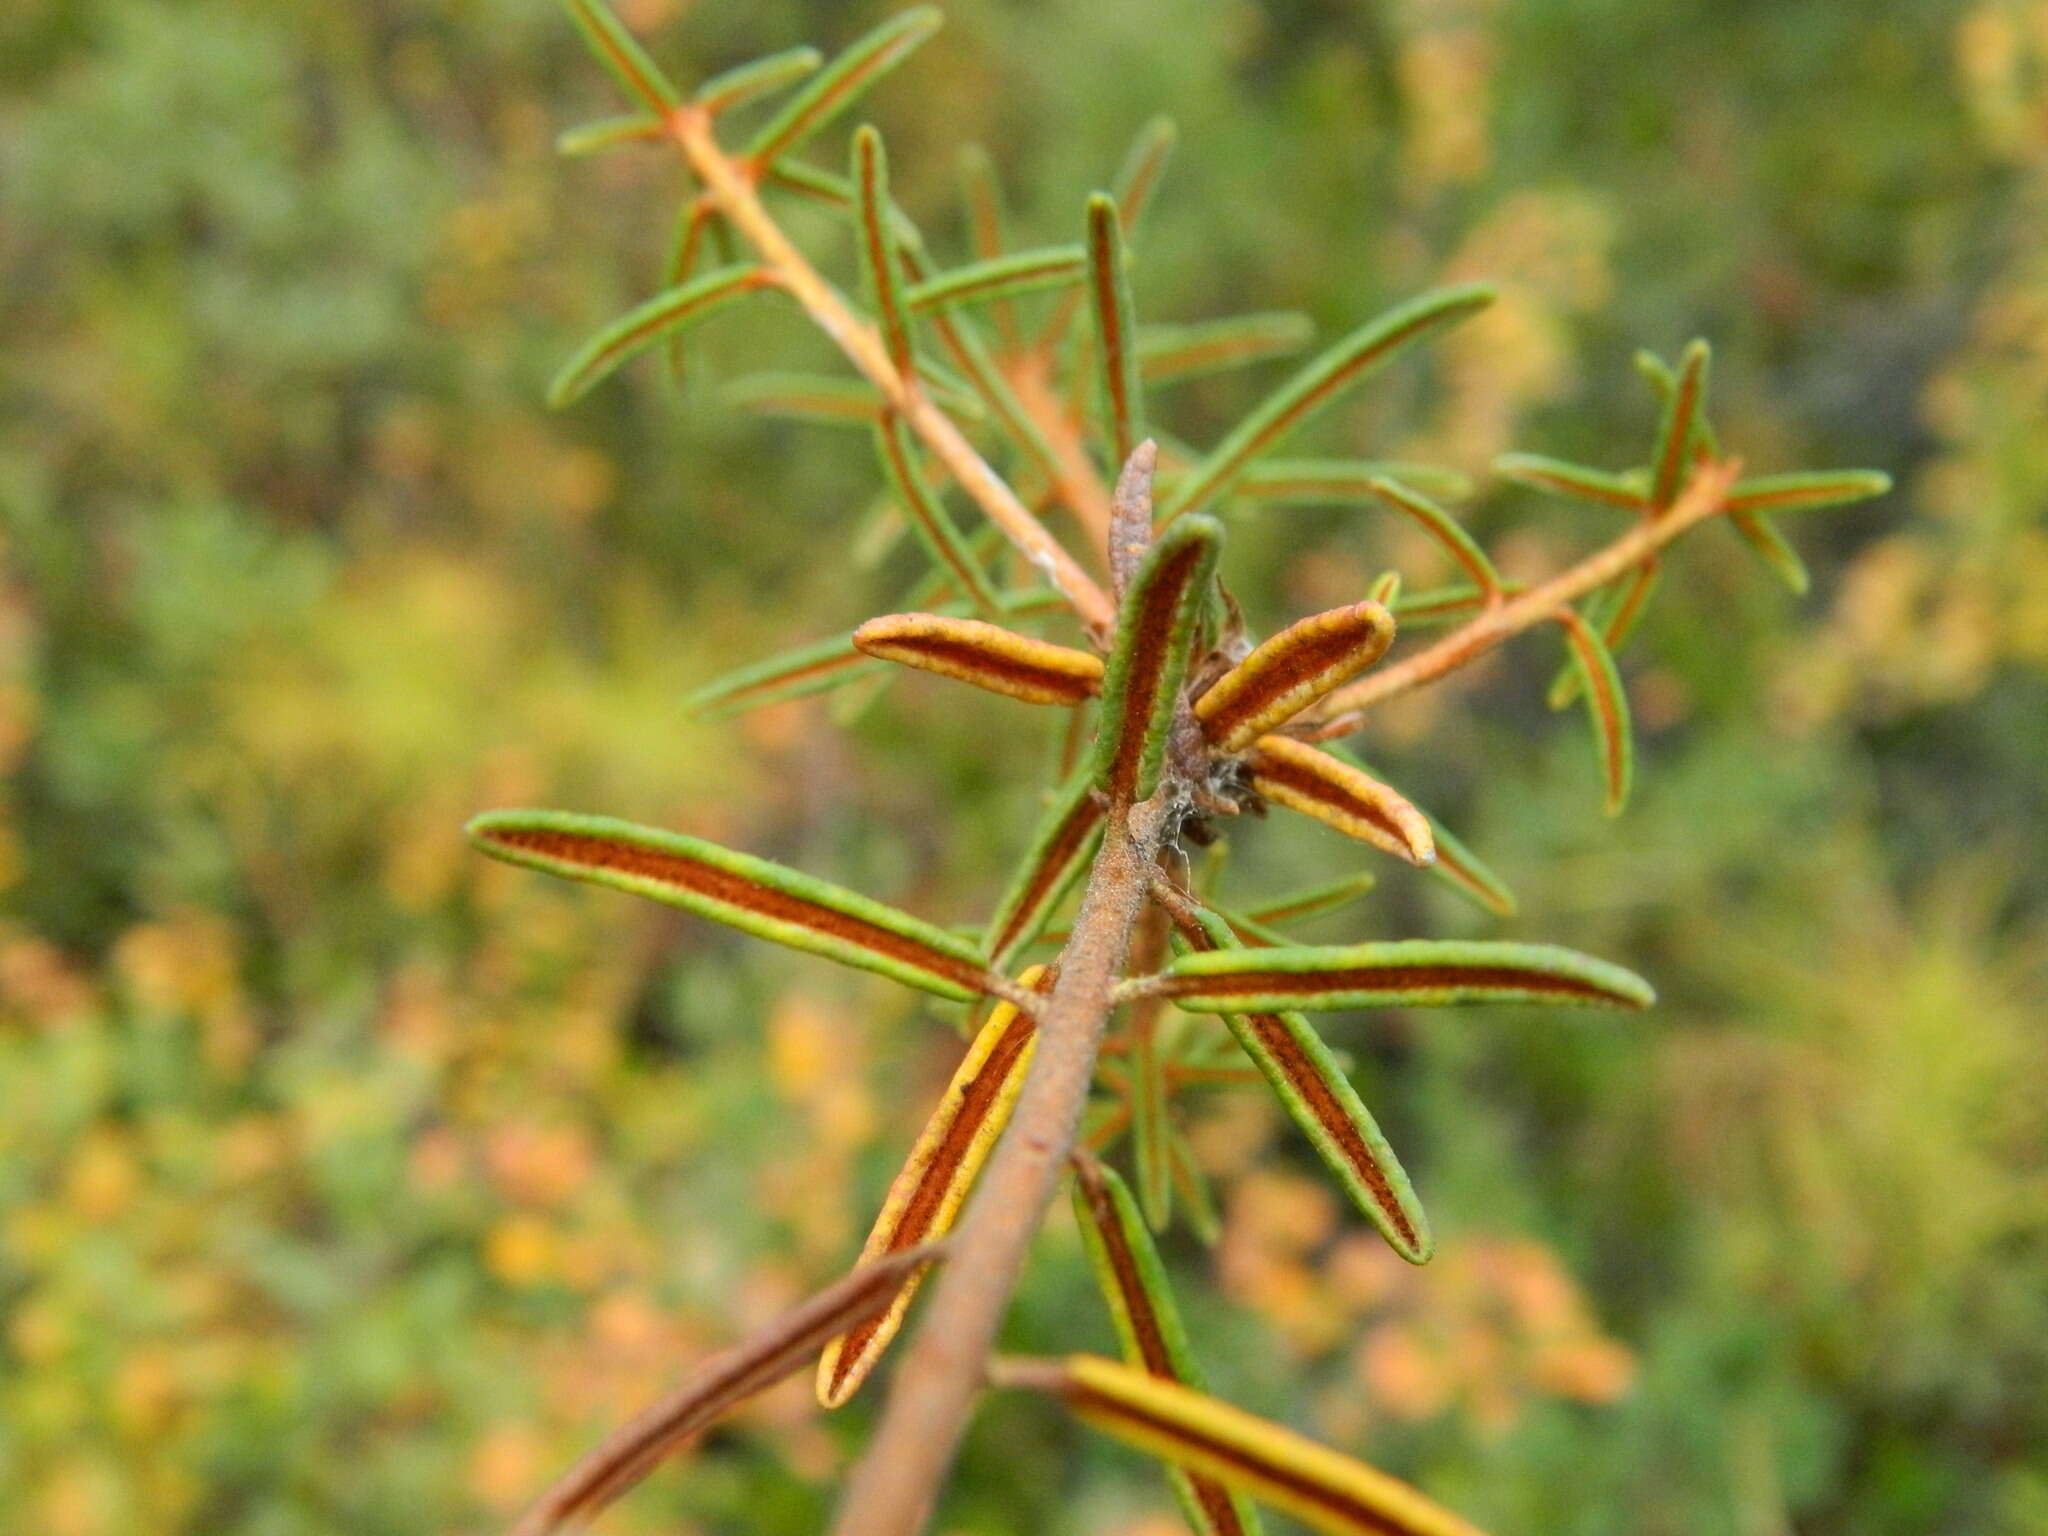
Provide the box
[476,823,988,993]
[854,613,1103,704]
[1195,602,1394,751]
[1245,737,1434,866]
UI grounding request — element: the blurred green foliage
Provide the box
[1,1,2044,1533]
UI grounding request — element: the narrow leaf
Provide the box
[1087,192,1145,467]
[659,200,719,384]
[1243,871,1378,928]
[1324,745,1516,917]
[1245,736,1435,867]
[906,246,1087,313]
[1139,314,1315,386]
[1725,469,1892,517]
[852,612,1104,705]
[1194,602,1397,751]
[1726,507,1810,594]
[958,143,1023,351]
[685,589,1062,720]
[1034,117,1179,351]
[561,0,680,114]
[556,113,661,157]
[724,368,984,426]
[896,242,1068,488]
[1166,903,1430,1262]
[1145,939,1655,1013]
[1094,515,1224,802]
[1112,115,1178,233]
[1555,608,1633,815]
[1367,477,1501,596]
[1171,1133,1223,1247]
[874,413,1004,618]
[723,372,884,426]
[1071,1156,1265,1535]
[508,1245,938,1536]
[1649,339,1710,509]
[693,45,823,114]
[1234,457,1475,505]
[992,1354,1491,1536]
[1165,285,1494,518]
[1368,570,1402,606]
[685,631,880,718]
[1547,558,1660,710]
[746,6,943,169]
[817,970,1049,1407]
[1493,452,1649,512]
[1130,999,1174,1232]
[467,811,995,1001]
[548,266,769,407]
[1425,817,1518,917]
[1110,440,1161,598]
[985,767,1106,968]
[854,127,915,379]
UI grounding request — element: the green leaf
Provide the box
[1171,1134,1223,1247]
[1366,477,1501,597]
[1112,115,1178,233]
[561,0,680,114]
[1130,1007,1174,1232]
[1164,285,1494,518]
[1094,514,1224,802]
[467,810,996,1002]
[555,113,661,157]
[1649,339,1710,509]
[1233,456,1475,505]
[1555,607,1634,815]
[1493,452,1649,512]
[1725,469,1893,517]
[985,766,1106,968]
[1242,872,1378,928]
[1071,1156,1265,1536]
[693,45,823,114]
[957,143,1023,351]
[854,126,915,379]
[1546,559,1660,710]
[684,630,882,719]
[1145,939,1653,1012]
[905,246,1088,313]
[1166,903,1431,1262]
[746,7,943,169]
[1139,314,1316,387]
[1726,507,1811,594]
[548,266,769,407]
[1086,192,1145,467]
[1322,743,1516,916]
[873,413,1004,618]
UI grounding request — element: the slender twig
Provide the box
[663,104,1117,633]
[828,791,1172,1536]
[1305,460,1739,735]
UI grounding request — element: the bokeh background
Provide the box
[3,0,2045,1531]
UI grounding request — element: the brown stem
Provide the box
[664,106,1115,633]
[827,792,1172,1536]
[1306,459,1740,735]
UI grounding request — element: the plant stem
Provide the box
[1306,459,1739,734]
[827,792,1172,1536]
[665,106,1116,633]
